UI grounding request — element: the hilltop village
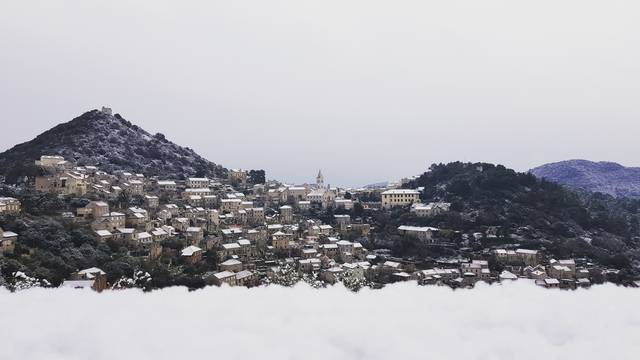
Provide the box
[1,140,638,291]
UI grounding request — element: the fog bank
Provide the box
[1,282,638,360]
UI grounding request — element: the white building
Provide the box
[381,189,420,209]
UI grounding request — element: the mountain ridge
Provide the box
[0,109,227,182]
[530,159,640,199]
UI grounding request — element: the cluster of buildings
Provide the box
[5,157,379,288]
[0,154,630,291]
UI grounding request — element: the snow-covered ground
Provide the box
[1,282,638,360]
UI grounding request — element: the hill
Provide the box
[530,160,640,199]
[398,162,640,266]
[0,109,227,183]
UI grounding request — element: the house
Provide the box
[35,155,66,167]
[220,259,243,272]
[185,227,204,245]
[398,225,439,243]
[381,189,420,209]
[228,169,248,185]
[116,228,136,242]
[156,180,178,192]
[321,243,339,258]
[318,224,333,236]
[392,272,412,282]
[1,228,18,254]
[35,172,88,196]
[126,207,149,227]
[203,195,218,208]
[298,201,311,211]
[136,232,153,245]
[461,260,491,280]
[499,270,518,281]
[77,201,109,218]
[0,197,21,214]
[246,207,265,224]
[321,267,344,284]
[287,187,309,202]
[151,228,169,242]
[95,229,114,241]
[515,249,539,266]
[184,188,212,199]
[266,188,287,205]
[236,238,255,259]
[92,212,126,231]
[299,258,322,273]
[382,261,402,273]
[334,198,354,210]
[161,204,180,216]
[126,179,144,195]
[62,267,108,292]
[272,232,290,251]
[145,195,159,208]
[235,270,256,287]
[494,248,539,266]
[334,215,351,230]
[221,227,244,241]
[171,217,190,232]
[536,278,560,289]
[419,268,460,284]
[181,245,203,264]
[187,177,209,188]
[548,265,574,279]
[219,242,242,260]
[410,202,450,217]
[220,198,242,213]
[307,189,335,209]
[548,259,576,278]
[280,205,293,223]
[523,265,547,280]
[212,271,237,286]
[302,248,318,259]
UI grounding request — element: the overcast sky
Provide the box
[1,1,639,186]
[1,282,639,360]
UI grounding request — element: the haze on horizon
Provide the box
[1,0,639,187]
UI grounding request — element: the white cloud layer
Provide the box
[1,281,639,360]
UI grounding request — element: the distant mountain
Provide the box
[0,109,227,183]
[530,160,640,199]
[362,181,390,189]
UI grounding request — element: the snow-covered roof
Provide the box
[214,271,235,280]
[382,189,420,195]
[221,259,242,266]
[499,270,518,280]
[222,243,241,250]
[78,267,106,276]
[2,231,18,238]
[235,270,253,280]
[95,230,112,237]
[398,225,439,232]
[181,245,202,256]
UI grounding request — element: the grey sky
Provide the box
[1,1,639,186]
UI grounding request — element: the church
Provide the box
[308,170,335,208]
